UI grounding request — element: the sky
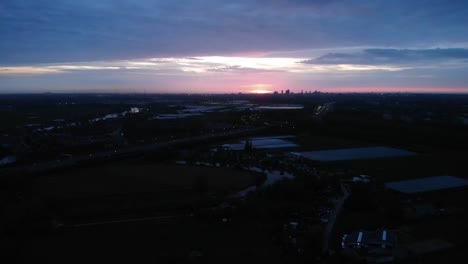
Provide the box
[1,0,468,94]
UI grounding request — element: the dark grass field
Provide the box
[3,162,306,264]
[33,162,257,198]
[1,160,284,263]
[9,158,286,263]
[16,162,260,222]
[13,215,285,264]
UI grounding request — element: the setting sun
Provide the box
[244,83,273,94]
[250,89,272,94]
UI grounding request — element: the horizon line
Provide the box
[1,91,468,95]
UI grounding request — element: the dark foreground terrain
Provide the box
[1,93,467,263]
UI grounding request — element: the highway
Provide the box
[322,182,350,253]
[313,101,335,119]
[0,127,266,177]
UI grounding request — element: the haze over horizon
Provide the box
[1,0,468,94]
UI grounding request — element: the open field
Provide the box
[12,216,284,264]
[33,162,257,198]
[25,162,259,220]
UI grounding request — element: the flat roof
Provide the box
[385,176,468,193]
[296,146,415,161]
[222,136,298,150]
[344,230,396,247]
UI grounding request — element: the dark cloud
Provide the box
[1,0,468,64]
[303,48,468,65]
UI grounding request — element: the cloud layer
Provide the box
[304,48,468,65]
[1,0,468,64]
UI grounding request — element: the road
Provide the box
[314,101,335,119]
[323,182,350,253]
[0,127,265,177]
